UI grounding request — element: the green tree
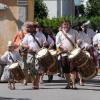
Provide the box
[34,0,48,19]
[85,0,100,16]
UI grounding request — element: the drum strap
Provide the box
[33,35,42,48]
[62,30,75,48]
[49,35,55,43]
[9,52,15,62]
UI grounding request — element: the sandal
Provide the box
[32,86,39,90]
[12,87,16,90]
[79,82,84,86]
[8,85,12,90]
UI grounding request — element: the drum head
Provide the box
[84,51,91,58]
[36,48,48,58]
[9,62,19,69]
[68,48,81,59]
[49,50,57,56]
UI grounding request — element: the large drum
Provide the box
[47,49,58,75]
[68,48,97,80]
[36,48,55,72]
[9,62,25,81]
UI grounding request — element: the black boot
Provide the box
[47,75,53,82]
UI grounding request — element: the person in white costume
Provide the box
[93,26,100,68]
[0,41,21,90]
[56,20,80,89]
[21,21,47,89]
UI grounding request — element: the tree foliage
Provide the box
[34,0,48,19]
[86,0,100,16]
[75,5,85,16]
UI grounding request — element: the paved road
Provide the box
[0,75,100,100]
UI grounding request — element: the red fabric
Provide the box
[13,31,25,48]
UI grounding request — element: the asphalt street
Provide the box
[0,75,100,100]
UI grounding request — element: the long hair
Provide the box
[22,21,37,35]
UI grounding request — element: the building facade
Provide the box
[0,0,34,54]
[43,0,75,18]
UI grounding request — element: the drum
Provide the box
[47,49,58,74]
[68,48,97,80]
[36,48,55,72]
[68,48,89,68]
[78,57,97,80]
[9,62,25,81]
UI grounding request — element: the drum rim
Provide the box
[9,62,19,69]
[36,48,49,58]
[47,57,57,74]
[77,56,89,68]
[49,49,57,56]
[68,48,81,59]
[82,68,97,80]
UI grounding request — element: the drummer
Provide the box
[93,26,100,68]
[43,27,55,82]
[0,41,21,90]
[76,23,97,86]
[21,21,47,89]
[56,20,80,89]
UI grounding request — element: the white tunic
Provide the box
[47,35,54,47]
[86,28,96,39]
[78,31,92,45]
[22,32,47,51]
[93,33,100,45]
[0,51,20,65]
[56,29,79,51]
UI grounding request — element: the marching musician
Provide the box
[43,27,55,82]
[0,41,21,90]
[75,22,96,86]
[93,26,100,68]
[82,21,96,43]
[81,22,96,60]
[21,21,47,89]
[56,20,80,89]
[17,21,36,86]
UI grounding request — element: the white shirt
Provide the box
[56,29,79,51]
[0,51,20,65]
[86,28,96,39]
[93,33,100,45]
[22,33,33,46]
[36,31,47,44]
[47,35,54,47]
[93,33,100,59]
[78,31,91,44]
[22,32,47,51]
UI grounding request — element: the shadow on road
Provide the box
[43,79,66,83]
[0,97,30,100]
[85,79,100,85]
[78,88,100,91]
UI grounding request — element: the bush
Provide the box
[36,16,100,33]
[90,16,100,30]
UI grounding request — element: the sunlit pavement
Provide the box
[0,74,100,100]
